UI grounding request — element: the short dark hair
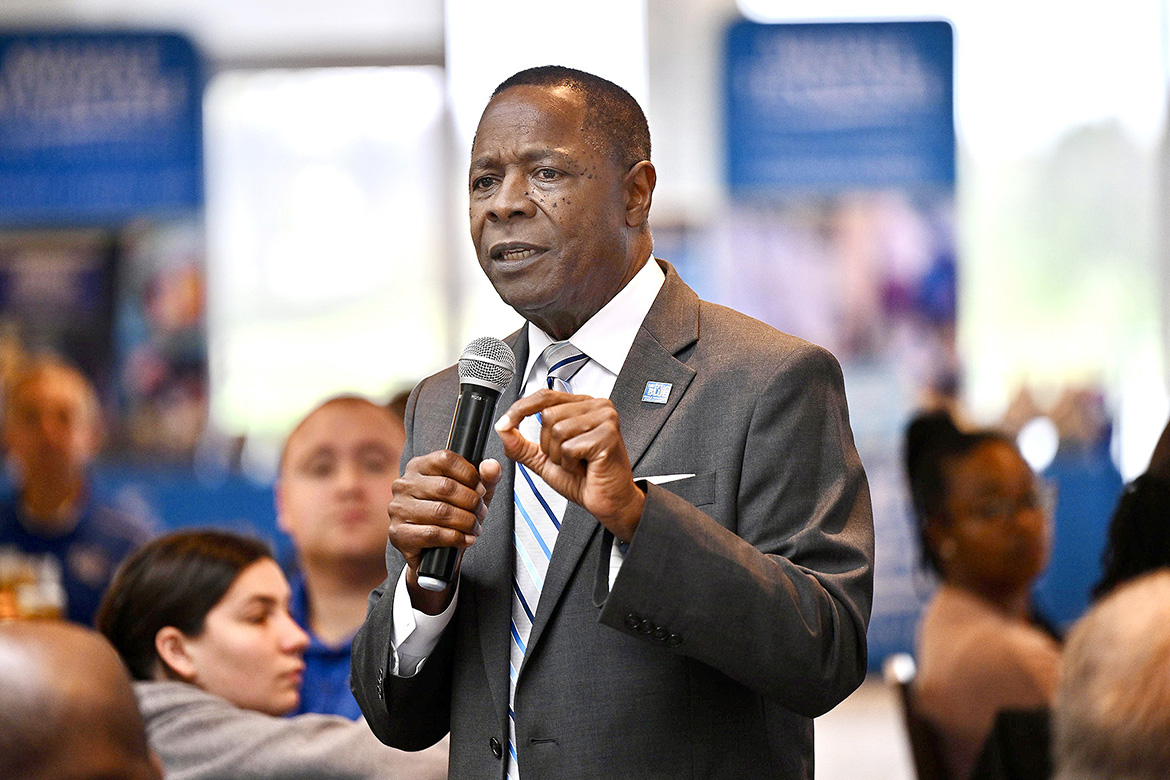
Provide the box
[96,530,272,680]
[903,410,1017,575]
[492,65,651,170]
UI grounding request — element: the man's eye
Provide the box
[535,168,559,181]
[472,176,495,191]
[361,454,391,473]
[974,501,1011,521]
[303,459,333,478]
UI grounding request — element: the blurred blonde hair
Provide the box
[1053,569,1170,780]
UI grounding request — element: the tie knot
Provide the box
[542,341,587,392]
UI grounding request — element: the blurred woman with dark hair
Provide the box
[904,410,1060,780]
[97,530,447,780]
[1093,417,1170,600]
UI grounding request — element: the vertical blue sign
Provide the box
[0,31,204,223]
[725,20,955,193]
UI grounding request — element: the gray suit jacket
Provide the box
[352,261,874,779]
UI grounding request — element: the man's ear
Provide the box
[155,626,198,682]
[274,480,292,536]
[624,161,656,228]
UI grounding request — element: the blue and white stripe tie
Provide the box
[507,341,587,780]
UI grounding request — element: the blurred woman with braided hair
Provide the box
[904,410,1060,780]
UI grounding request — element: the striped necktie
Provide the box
[507,340,587,779]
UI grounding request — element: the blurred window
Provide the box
[203,66,450,446]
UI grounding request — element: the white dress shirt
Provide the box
[390,256,665,677]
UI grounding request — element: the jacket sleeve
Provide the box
[147,686,448,780]
[598,342,874,717]
[350,379,457,751]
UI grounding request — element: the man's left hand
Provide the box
[495,389,644,542]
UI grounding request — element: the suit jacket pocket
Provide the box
[642,471,716,508]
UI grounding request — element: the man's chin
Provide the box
[317,547,389,569]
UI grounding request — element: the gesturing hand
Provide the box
[494,388,645,542]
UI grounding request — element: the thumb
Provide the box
[498,426,544,469]
[479,458,502,509]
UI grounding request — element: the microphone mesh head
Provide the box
[458,337,516,392]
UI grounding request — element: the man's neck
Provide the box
[526,248,655,341]
[20,475,85,532]
[299,559,387,646]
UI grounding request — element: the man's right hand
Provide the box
[388,452,501,614]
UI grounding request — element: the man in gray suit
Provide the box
[351,65,874,780]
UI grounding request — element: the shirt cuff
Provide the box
[609,536,627,590]
[389,567,459,678]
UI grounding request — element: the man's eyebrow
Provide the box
[354,441,393,456]
[471,148,573,170]
[294,444,335,463]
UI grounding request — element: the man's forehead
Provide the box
[16,369,87,400]
[9,369,97,421]
[285,402,399,455]
[474,85,587,140]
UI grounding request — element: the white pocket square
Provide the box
[640,473,695,485]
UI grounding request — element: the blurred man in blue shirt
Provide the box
[0,356,152,625]
[277,393,406,718]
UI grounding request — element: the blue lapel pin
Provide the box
[642,381,671,404]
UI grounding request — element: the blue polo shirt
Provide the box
[0,491,153,625]
[286,572,363,720]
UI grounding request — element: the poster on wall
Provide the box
[0,31,208,461]
[0,30,204,223]
[716,19,957,666]
[0,229,118,395]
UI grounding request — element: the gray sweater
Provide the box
[135,681,447,780]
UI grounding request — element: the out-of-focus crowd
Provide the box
[0,353,447,780]
[901,400,1170,780]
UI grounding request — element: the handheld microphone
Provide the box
[416,336,516,592]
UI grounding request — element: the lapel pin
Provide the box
[642,381,672,404]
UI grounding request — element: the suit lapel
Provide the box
[522,262,700,665]
[466,326,528,719]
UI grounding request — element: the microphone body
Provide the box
[416,337,515,592]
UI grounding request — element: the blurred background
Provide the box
[0,1,1166,775]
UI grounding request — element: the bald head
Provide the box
[0,621,161,780]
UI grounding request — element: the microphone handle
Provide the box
[416,385,501,591]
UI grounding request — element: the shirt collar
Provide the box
[525,255,665,382]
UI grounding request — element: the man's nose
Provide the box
[336,459,363,493]
[36,413,64,443]
[487,171,536,221]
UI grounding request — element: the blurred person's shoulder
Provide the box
[84,498,157,550]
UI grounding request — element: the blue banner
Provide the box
[0,31,204,224]
[725,20,955,193]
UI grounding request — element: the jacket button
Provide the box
[490,737,502,759]
[666,633,683,647]
[624,613,640,629]
[638,619,655,634]
[653,627,669,641]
